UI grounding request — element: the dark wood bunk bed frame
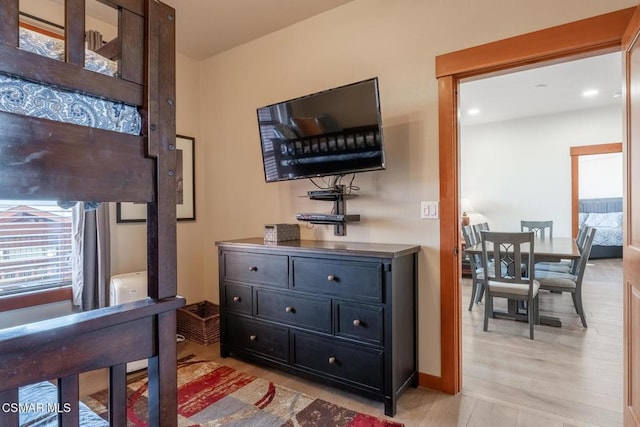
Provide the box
[0,1,184,426]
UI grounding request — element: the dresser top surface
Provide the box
[216,238,420,258]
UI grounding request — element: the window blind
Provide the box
[0,202,72,297]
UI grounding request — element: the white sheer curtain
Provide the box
[71,203,111,310]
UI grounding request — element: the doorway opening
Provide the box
[571,143,623,233]
[435,7,634,396]
[456,56,624,422]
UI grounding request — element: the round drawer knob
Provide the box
[353,319,361,327]
[328,356,336,364]
[249,335,257,341]
[249,266,258,272]
[327,275,336,282]
[233,296,241,303]
[285,306,294,313]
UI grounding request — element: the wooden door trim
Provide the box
[437,75,461,394]
[570,142,623,157]
[435,8,634,395]
[436,8,634,79]
[570,143,623,237]
[622,5,640,426]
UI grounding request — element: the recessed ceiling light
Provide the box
[533,84,548,89]
[467,108,480,116]
[613,92,622,98]
[582,89,599,97]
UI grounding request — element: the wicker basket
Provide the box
[177,301,220,345]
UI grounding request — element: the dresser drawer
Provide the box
[292,332,383,392]
[223,283,252,315]
[222,251,288,288]
[224,315,289,363]
[292,257,383,302]
[335,301,383,345]
[255,289,331,333]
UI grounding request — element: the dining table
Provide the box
[464,236,581,327]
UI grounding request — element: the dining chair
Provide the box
[534,226,596,328]
[536,225,591,274]
[472,222,490,242]
[481,231,539,339]
[520,220,553,239]
[576,224,590,251]
[472,221,493,276]
[462,225,485,310]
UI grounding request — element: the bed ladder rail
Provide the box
[109,363,128,424]
[0,0,19,47]
[58,375,81,426]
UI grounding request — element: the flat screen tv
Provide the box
[257,77,385,183]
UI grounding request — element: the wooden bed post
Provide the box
[144,1,178,425]
[0,0,19,46]
[64,0,85,66]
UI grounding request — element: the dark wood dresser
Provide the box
[215,238,420,417]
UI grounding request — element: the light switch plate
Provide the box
[421,201,439,219]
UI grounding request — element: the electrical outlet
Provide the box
[420,201,439,219]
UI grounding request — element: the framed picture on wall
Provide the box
[116,135,196,223]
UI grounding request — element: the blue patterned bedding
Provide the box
[0,28,141,135]
[587,225,623,246]
[18,381,108,426]
[579,211,623,246]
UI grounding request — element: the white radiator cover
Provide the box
[109,271,148,372]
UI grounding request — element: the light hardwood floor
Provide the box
[79,258,623,426]
[461,257,623,427]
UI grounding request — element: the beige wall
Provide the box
[196,0,637,378]
[109,51,204,304]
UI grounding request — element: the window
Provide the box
[0,201,72,297]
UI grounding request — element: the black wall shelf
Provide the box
[297,185,359,236]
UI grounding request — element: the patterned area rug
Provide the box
[82,357,404,427]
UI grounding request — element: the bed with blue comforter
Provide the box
[578,197,623,259]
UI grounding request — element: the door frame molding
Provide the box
[433,8,634,394]
[570,142,623,236]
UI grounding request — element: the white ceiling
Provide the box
[166,0,354,59]
[459,52,623,126]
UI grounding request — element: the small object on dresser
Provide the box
[264,223,300,242]
[177,301,220,345]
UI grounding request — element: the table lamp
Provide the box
[461,198,474,226]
